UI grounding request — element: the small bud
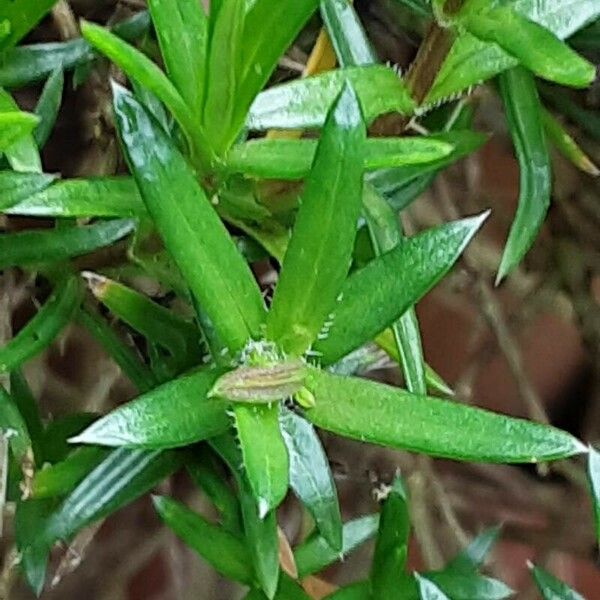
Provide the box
[293,386,316,409]
[209,359,307,403]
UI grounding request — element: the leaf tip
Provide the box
[81,271,109,299]
[258,497,270,520]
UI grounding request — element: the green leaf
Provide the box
[267,82,366,355]
[203,0,245,153]
[424,572,512,600]
[0,0,57,52]
[187,445,242,534]
[304,367,585,462]
[226,136,453,180]
[324,582,369,600]
[41,413,96,463]
[236,0,319,124]
[0,170,57,211]
[153,495,255,584]
[69,367,229,448]
[212,433,280,599]
[6,176,145,218]
[496,67,551,282]
[542,108,599,176]
[18,449,181,592]
[80,21,212,169]
[321,0,378,67]
[34,67,64,148]
[313,213,487,365]
[77,306,156,394]
[31,447,108,499]
[233,403,289,516]
[280,408,342,550]
[587,445,600,547]
[44,448,182,542]
[0,384,31,461]
[0,88,42,172]
[0,12,150,89]
[429,0,600,103]
[15,498,54,595]
[367,130,487,203]
[148,0,207,114]
[113,84,266,352]
[363,183,426,395]
[459,4,595,88]
[84,273,201,374]
[370,476,411,598]
[244,575,313,600]
[0,219,135,270]
[247,66,415,130]
[445,526,501,573]
[529,563,585,600]
[0,276,83,373]
[0,110,39,152]
[294,513,379,578]
[10,369,44,461]
[416,575,450,600]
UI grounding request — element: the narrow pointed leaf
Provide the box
[227,136,453,180]
[153,495,254,584]
[370,476,411,598]
[529,563,585,600]
[416,575,450,600]
[148,0,207,114]
[77,307,156,394]
[0,111,39,151]
[428,0,600,103]
[0,88,42,172]
[80,21,211,168]
[15,499,53,595]
[0,385,31,461]
[460,5,595,88]
[0,277,83,373]
[34,67,64,148]
[294,514,379,578]
[113,85,266,352]
[304,368,585,462]
[237,0,319,122]
[43,448,182,543]
[364,183,426,395]
[280,408,342,550]
[0,219,135,270]
[587,445,600,547]
[212,433,280,599]
[187,446,242,534]
[496,67,551,282]
[542,109,599,176]
[313,213,487,365]
[424,572,512,600]
[0,0,57,51]
[70,367,229,448]
[10,370,44,461]
[203,0,244,152]
[0,12,150,89]
[85,273,201,371]
[446,527,501,573]
[0,170,56,212]
[17,448,181,593]
[233,403,289,515]
[267,82,365,355]
[321,0,377,67]
[6,176,145,218]
[368,130,487,202]
[31,447,108,499]
[248,66,415,130]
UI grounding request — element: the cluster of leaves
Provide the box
[0,0,599,597]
